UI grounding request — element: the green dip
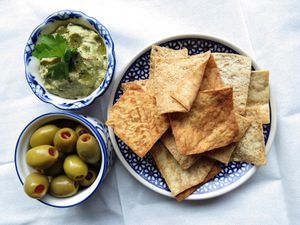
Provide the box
[39,23,108,99]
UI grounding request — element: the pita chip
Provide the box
[200,54,224,91]
[175,163,221,202]
[151,142,215,197]
[106,89,169,158]
[121,80,148,92]
[169,87,239,155]
[148,52,210,114]
[246,70,270,124]
[150,45,188,79]
[213,53,251,115]
[161,130,200,170]
[231,109,267,165]
[204,114,251,164]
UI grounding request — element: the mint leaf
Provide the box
[47,61,69,80]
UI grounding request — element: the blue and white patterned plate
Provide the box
[108,35,276,200]
[24,10,116,110]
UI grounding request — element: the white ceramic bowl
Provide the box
[15,112,114,207]
[24,10,116,110]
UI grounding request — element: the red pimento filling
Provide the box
[34,184,45,193]
[61,131,71,139]
[86,172,93,180]
[82,135,91,142]
[48,147,56,156]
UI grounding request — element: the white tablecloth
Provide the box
[1,0,299,224]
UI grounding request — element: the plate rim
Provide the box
[107,34,277,200]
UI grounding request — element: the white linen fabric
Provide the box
[0,0,298,224]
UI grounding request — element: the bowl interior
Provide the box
[24,10,115,109]
[15,113,105,207]
[27,18,105,103]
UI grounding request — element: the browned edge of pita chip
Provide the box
[176,163,221,202]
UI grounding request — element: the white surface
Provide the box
[0,0,298,224]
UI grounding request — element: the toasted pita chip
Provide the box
[148,52,210,114]
[204,144,236,165]
[204,114,251,164]
[233,114,251,142]
[150,46,188,79]
[121,80,148,92]
[147,53,210,114]
[106,89,169,157]
[170,87,239,155]
[200,54,224,91]
[151,142,215,196]
[175,163,221,202]
[170,52,211,111]
[231,109,267,165]
[246,70,270,124]
[161,130,200,170]
[213,53,251,115]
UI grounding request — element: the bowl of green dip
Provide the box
[24,10,116,110]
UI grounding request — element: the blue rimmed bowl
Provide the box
[15,112,114,208]
[24,10,116,110]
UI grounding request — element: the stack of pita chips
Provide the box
[106,45,270,201]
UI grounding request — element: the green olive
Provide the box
[26,145,59,170]
[30,124,59,147]
[63,155,88,181]
[42,152,65,176]
[54,128,78,153]
[24,172,49,199]
[79,169,97,187]
[75,125,90,137]
[76,134,101,164]
[50,175,79,198]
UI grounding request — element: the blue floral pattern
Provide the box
[24,10,115,110]
[113,37,271,195]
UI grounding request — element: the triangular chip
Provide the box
[246,70,270,124]
[213,53,251,115]
[175,163,221,202]
[161,130,200,170]
[150,46,188,79]
[200,54,224,91]
[106,89,169,157]
[170,52,211,111]
[231,109,267,165]
[204,113,251,164]
[148,52,210,114]
[169,87,239,155]
[150,142,215,197]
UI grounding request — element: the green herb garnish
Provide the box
[32,34,77,80]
